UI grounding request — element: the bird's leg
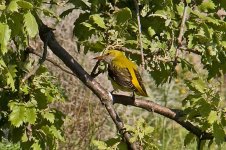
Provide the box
[111,90,115,95]
[132,91,135,101]
[110,90,115,104]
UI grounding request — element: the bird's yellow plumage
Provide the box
[94,50,148,97]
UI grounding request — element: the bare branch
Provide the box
[180,47,202,55]
[112,94,215,140]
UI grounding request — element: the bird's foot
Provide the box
[132,92,135,101]
[119,127,127,135]
[109,91,115,104]
[110,90,115,95]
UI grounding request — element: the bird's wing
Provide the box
[108,65,134,89]
[133,69,148,96]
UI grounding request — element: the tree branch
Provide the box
[36,17,138,149]
[112,94,219,140]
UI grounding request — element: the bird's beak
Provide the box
[93,55,105,60]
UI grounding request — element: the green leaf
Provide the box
[92,140,108,149]
[42,111,55,123]
[141,4,150,17]
[221,41,226,49]
[81,22,95,31]
[0,58,6,69]
[148,26,156,37]
[186,0,191,4]
[68,0,90,10]
[144,126,154,135]
[105,137,120,147]
[208,111,218,124]
[8,102,25,127]
[17,0,33,9]
[90,14,106,29]
[198,100,211,117]
[21,132,28,142]
[199,0,216,11]
[6,65,17,90]
[73,13,93,41]
[0,23,11,55]
[25,101,37,124]
[114,7,132,25]
[49,126,64,141]
[0,4,6,10]
[188,78,206,93]
[31,141,41,150]
[24,11,38,38]
[7,0,19,12]
[192,10,219,25]
[60,8,75,18]
[42,8,59,20]
[25,107,36,124]
[184,132,195,146]
[213,122,225,145]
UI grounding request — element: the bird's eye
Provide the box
[106,53,110,55]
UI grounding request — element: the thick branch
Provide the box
[37,20,138,149]
[113,94,214,140]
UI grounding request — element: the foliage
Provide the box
[92,118,158,150]
[0,0,65,149]
[62,0,226,148]
[1,0,226,149]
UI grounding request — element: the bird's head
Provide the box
[94,50,124,64]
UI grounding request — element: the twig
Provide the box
[148,14,168,20]
[169,2,188,83]
[117,47,142,55]
[180,47,202,55]
[26,47,74,76]
[177,2,188,46]
[22,39,48,83]
[133,0,145,70]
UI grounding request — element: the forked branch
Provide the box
[36,17,138,149]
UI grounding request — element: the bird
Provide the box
[94,49,148,97]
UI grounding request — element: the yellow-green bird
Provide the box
[94,50,148,97]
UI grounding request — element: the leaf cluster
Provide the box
[92,118,158,150]
[0,0,66,149]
